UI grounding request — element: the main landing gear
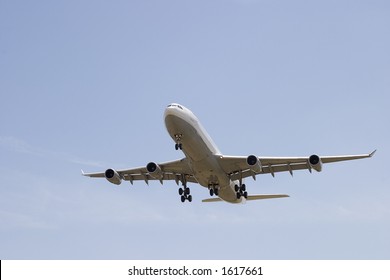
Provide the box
[235,184,248,199]
[178,185,192,202]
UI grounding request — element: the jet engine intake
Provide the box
[105,169,122,185]
[309,154,322,172]
[146,162,164,180]
[247,155,262,173]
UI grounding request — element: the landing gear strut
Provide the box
[235,183,248,199]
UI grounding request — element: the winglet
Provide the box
[369,150,377,157]
[81,169,86,176]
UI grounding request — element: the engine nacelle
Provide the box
[247,155,262,173]
[309,154,322,172]
[146,162,163,180]
[105,169,122,185]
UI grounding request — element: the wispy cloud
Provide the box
[67,156,104,168]
[0,210,57,230]
[0,135,104,168]
[0,136,45,156]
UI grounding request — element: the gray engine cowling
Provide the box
[105,169,122,185]
[309,154,322,172]
[247,155,262,173]
[146,162,164,180]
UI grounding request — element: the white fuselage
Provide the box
[164,103,241,203]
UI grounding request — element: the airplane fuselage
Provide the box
[164,104,240,203]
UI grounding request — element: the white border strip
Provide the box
[2,260,390,280]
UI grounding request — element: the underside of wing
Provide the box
[82,158,197,185]
[217,150,375,181]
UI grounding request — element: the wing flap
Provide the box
[229,163,310,181]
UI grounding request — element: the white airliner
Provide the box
[83,103,375,203]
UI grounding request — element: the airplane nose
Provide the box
[164,103,187,120]
[164,105,174,118]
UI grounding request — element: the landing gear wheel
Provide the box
[181,196,185,203]
[235,182,248,200]
[175,143,183,150]
[209,188,214,196]
[214,188,219,196]
[178,188,184,195]
[184,188,190,195]
[188,195,192,202]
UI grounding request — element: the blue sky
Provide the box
[0,0,389,259]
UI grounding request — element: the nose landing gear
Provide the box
[175,143,183,150]
[174,134,183,150]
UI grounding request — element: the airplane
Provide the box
[82,103,376,204]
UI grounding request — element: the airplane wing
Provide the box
[217,150,376,181]
[82,158,197,185]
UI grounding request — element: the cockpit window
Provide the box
[167,104,184,110]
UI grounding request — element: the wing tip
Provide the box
[369,149,377,157]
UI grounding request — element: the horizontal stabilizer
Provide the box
[202,194,289,203]
[202,198,223,203]
[247,194,289,200]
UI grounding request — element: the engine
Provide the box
[146,162,164,180]
[309,154,322,172]
[247,155,262,173]
[105,169,122,185]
